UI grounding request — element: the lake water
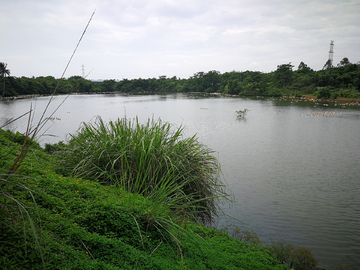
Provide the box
[1,94,360,269]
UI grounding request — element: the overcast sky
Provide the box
[1,0,359,80]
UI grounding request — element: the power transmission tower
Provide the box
[81,65,85,77]
[328,40,334,64]
[323,40,334,70]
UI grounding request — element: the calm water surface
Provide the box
[1,94,359,269]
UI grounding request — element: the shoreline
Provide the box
[1,92,360,105]
[301,94,360,103]
[0,91,127,101]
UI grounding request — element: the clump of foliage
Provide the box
[220,224,263,245]
[60,116,228,224]
[315,87,331,99]
[268,241,318,270]
[233,227,263,245]
[291,247,318,270]
[236,109,249,118]
[1,130,38,148]
[268,241,295,266]
[2,58,359,99]
[44,141,65,154]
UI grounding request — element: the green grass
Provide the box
[0,128,288,270]
[59,116,229,224]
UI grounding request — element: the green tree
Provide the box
[203,70,221,92]
[316,87,331,98]
[225,79,241,95]
[0,62,11,97]
[100,79,116,92]
[297,61,313,74]
[337,57,351,67]
[68,76,93,93]
[322,59,333,70]
[190,71,206,92]
[274,63,294,87]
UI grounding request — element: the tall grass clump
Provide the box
[61,116,229,224]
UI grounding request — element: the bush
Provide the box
[61,117,229,224]
[268,241,318,269]
[1,130,40,149]
[44,141,65,154]
[268,241,294,265]
[290,247,318,270]
[233,228,263,245]
[316,87,331,99]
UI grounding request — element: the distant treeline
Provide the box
[1,58,360,99]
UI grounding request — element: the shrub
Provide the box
[316,87,331,99]
[232,227,263,245]
[1,130,40,149]
[268,241,294,265]
[61,116,229,224]
[268,241,318,270]
[44,141,65,154]
[290,247,318,270]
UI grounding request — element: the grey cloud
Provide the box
[1,0,359,79]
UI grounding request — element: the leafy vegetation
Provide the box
[59,117,227,224]
[268,241,318,270]
[236,109,249,117]
[1,128,289,269]
[1,58,359,100]
[0,62,11,97]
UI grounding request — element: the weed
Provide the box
[60,116,230,224]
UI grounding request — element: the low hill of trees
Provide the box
[1,58,359,99]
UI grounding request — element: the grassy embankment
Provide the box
[0,120,294,269]
[2,116,333,269]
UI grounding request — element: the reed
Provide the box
[0,11,95,269]
[61,116,229,224]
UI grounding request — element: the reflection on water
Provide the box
[1,94,360,269]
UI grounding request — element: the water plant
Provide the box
[236,108,249,117]
[60,116,229,224]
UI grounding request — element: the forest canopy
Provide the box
[1,58,359,99]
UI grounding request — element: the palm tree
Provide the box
[0,62,11,97]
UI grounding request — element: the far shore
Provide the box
[0,91,125,101]
[1,92,360,105]
[300,95,360,104]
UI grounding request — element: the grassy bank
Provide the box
[0,128,292,269]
